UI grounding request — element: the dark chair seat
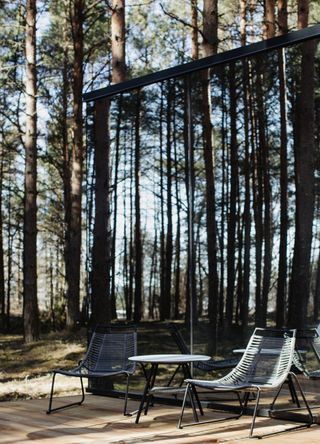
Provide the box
[167,323,238,373]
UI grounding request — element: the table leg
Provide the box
[144,363,158,416]
[135,363,157,424]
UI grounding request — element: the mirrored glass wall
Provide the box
[85,33,320,397]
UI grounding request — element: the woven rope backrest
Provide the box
[84,330,137,373]
[222,328,295,387]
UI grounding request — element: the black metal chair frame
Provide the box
[47,325,137,416]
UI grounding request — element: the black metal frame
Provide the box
[47,370,132,416]
[178,372,313,439]
[83,25,320,102]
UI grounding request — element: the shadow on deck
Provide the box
[1,390,320,444]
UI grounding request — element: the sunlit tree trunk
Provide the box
[66,0,84,329]
[263,0,275,39]
[110,0,126,318]
[191,0,198,60]
[24,0,39,342]
[111,0,126,83]
[133,90,143,322]
[202,0,219,348]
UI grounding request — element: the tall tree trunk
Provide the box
[173,89,181,319]
[255,62,272,327]
[184,78,197,326]
[110,98,122,319]
[263,0,275,39]
[288,0,315,328]
[133,90,142,322]
[0,150,5,328]
[219,80,227,327]
[111,0,126,83]
[62,13,71,326]
[276,13,288,326]
[110,0,126,318]
[6,173,13,331]
[91,98,111,326]
[148,227,157,319]
[164,83,173,319]
[159,88,166,320]
[260,2,275,326]
[252,105,263,326]
[239,0,246,47]
[128,129,134,319]
[239,0,251,332]
[24,0,39,343]
[277,0,288,35]
[202,0,219,347]
[203,0,218,56]
[191,0,198,60]
[288,44,315,328]
[226,62,238,327]
[66,0,84,329]
[297,0,309,29]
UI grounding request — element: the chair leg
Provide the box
[289,372,313,425]
[287,374,300,407]
[123,374,131,416]
[249,388,261,438]
[188,384,199,423]
[177,382,190,428]
[269,380,285,411]
[46,373,85,414]
[178,384,244,429]
[254,375,313,439]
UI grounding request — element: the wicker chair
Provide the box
[47,325,137,415]
[178,328,313,438]
[168,323,238,373]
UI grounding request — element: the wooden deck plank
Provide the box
[0,394,319,443]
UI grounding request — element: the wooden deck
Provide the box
[1,394,320,444]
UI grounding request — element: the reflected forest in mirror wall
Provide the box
[0,0,320,342]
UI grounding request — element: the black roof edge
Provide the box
[83,24,320,102]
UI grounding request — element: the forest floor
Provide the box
[0,322,246,403]
[0,328,87,402]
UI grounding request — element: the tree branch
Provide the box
[159,3,204,39]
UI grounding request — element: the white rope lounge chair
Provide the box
[47,325,137,415]
[178,328,313,438]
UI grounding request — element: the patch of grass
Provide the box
[0,329,86,401]
[0,321,251,402]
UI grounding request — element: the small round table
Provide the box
[129,353,210,423]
